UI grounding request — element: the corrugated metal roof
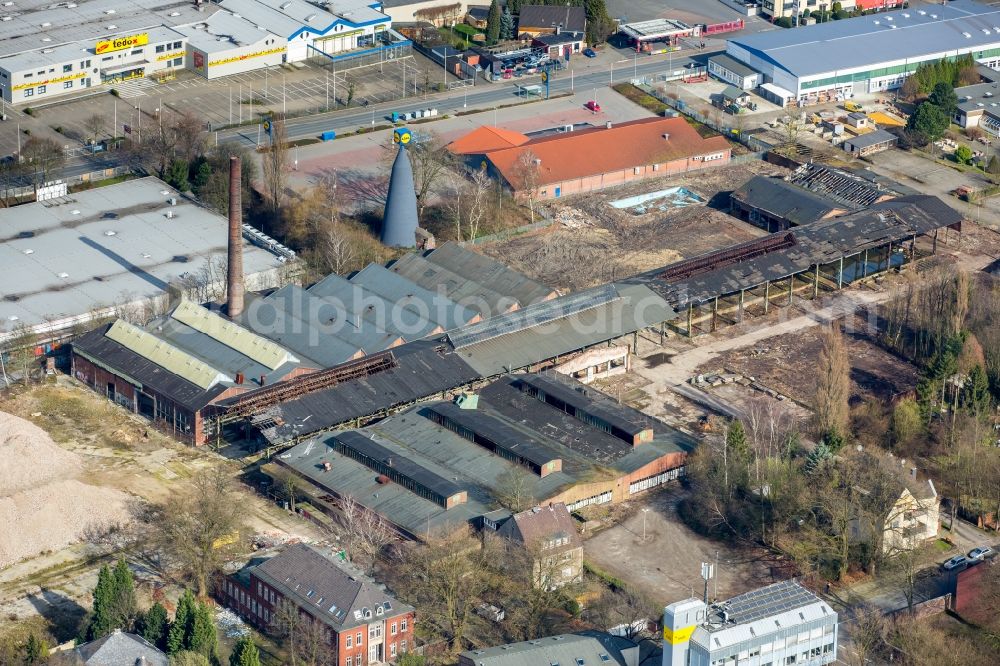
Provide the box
[105,320,228,390]
[308,274,444,341]
[422,242,558,307]
[387,253,521,317]
[171,300,297,370]
[350,263,480,331]
[732,176,846,225]
[728,0,1000,78]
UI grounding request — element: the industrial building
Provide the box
[841,128,898,156]
[449,118,733,199]
[0,0,404,104]
[264,371,696,538]
[726,0,1000,106]
[460,633,639,666]
[953,67,1000,134]
[662,580,838,666]
[0,176,290,346]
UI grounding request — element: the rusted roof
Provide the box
[447,125,531,155]
[483,117,732,189]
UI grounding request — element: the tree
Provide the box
[929,81,959,118]
[494,466,536,512]
[171,112,207,163]
[774,16,793,28]
[149,468,245,598]
[954,144,973,165]
[140,602,170,651]
[500,7,515,40]
[268,599,301,666]
[899,75,920,101]
[397,654,426,666]
[2,323,38,387]
[987,154,1000,176]
[229,636,261,666]
[20,136,65,186]
[23,633,49,664]
[346,80,356,107]
[584,0,616,44]
[338,495,394,575]
[261,115,290,223]
[890,398,923,449]
[109,558,138,632]
[847,605,888,666]
[511,150,541,222]
[166,159,191,191]
[906,102,949,142]
[486,0,501,44]
[171,653,211,666]
[87,564,116,640]
[188,601,220,664]
[167,591,196,655]
[814,325,851,443]
[587,584,656,640]
[83,113,107,152]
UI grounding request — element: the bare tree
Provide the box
[444,171,465,241]
[20,136,66,185]
[2,323,38,386]
[465,168,491,241]
[147,467,246,597]
[586,584,656,641]
[814,324,851,441]
[172,111,207,162]
[494,467,535,513]
[261,115,290,224]
[83,113,107,152]
[847,605,889,666]
[511,151,541,222]
[338,495,395,574]
[270,598,302,666]
[0,158,27,207]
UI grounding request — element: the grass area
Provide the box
[684,115,723,139]
[69,173,135,193]
[934,538,954,552]
[611,82,668,116]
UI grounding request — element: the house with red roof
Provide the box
[448,117,732,199]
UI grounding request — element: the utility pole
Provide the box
[282,74,286,116]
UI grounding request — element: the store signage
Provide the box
[95,32,149,55]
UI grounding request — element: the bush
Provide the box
[775,16,793,28]
[23,107,34,116]
[954,145,973,165]
[110,89,120,97]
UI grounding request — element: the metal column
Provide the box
[738,290,745,321]
[763,281,769,314]
[861,249,869,278]
[838,256,844,289]
[814,264,820,299]
[712,297,719,332]
[687,302,694,337]
[787,276,793,305]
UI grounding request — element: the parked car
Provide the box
[585,100,601,112]
[941,555,969,571]
[583,48,597,58]
[968,546,996,561]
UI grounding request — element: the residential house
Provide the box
[532,30,586,60]
[516,5,586,38]
[496,503,583,589]
[220,543,416,665]
[848,461,940,555]
[465,5,489,29]
[459,632,639,666]
[56,630,168,666]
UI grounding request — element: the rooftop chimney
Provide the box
[227,156,245,318]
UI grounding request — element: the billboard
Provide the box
[95,33,149,55]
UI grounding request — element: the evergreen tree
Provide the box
[189,601,220,665]
[584,0,615,44]
[485,0,501,45]
[500,7,515,41]
[804,441,832,475]
[928,81,958,118]
[166,159,190,191]
[140,602,170,651]
[906,102,948,145]
[962,364,991,417]
[229,635,261,666]
[110,558,138,632]
[23,633,48,664]
[87,564,115,641]
[986,154,1000,176]
[508,0,523,15]
[167,591,196,655]
[192,158,212,192]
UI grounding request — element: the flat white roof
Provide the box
[0,177,287,336]
[620,18,693,40]
[176,11,279,53]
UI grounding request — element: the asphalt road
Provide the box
[217,49,722,148]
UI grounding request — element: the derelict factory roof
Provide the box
[0,0,215,62]
[0,177,287,337]
[731,176,848,226]
[727,0,1000,78]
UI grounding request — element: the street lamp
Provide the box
[641,508,650,541]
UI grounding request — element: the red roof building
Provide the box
[449,117,732,199]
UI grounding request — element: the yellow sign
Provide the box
[156,50,185,62]
[540,71,548,82]
[662,624,696,645]
[13,71,86,91]
[208,46,285,68]
[95,32,149,55]
[393,128,412,144]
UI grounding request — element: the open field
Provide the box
[481,160,783,291]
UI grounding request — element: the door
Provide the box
[107,382,115,402]
[554,186,561,197]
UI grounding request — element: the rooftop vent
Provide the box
[104,230,116,236]
[169,11,180,16]
[306,13,317,22]
[58,272,69,278]
[1,17,10,21]
[918,10,926,15]
[42,37,51,42]
[66,2,77,7]
[280,1,291,8]
[22,249,34,255]
[70,209,79,214]
[104,8,115,14]
[985,29,992,34]
[1,2,12,6]
[107,24,117,29]
[963,32,971,38]
[662,132,670,140]
[42,48,53,53]
[986,92,993,97]
[930,13,938,19]
[40,21,51,27]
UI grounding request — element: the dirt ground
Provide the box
[583,487,792,606]
[693,320,921,408]
[0,378,324,643]
[481,161,784,292]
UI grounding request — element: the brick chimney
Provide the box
[227,156,245,318]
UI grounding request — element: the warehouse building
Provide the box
[662,580,838,666]
[0,176,290,346]
[265,371,696,538]
[0,0,400,104]
[727,0,1000,106]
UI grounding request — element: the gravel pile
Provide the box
[0,411,130,568]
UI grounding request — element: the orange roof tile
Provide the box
[483,117,732,190]
[447,125,531,155]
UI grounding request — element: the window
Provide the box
[102,56,113,62]
[356,631,362,645]
[401,619,408,632]
[401,640,407,652]
[391,622,397,636]
[390,643,397,658]
[23,73,31,78]
[38,85,46,94]
[347,635,352,648]
[64,80,73,89]
[130,49,142,55]
[173,41,182,49]
[785,656,796,665]
[63,64,72,72]
[346,658,352,666]
[172,57,183,67]
[156,45,165,53]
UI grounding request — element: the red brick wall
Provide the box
[72,354,137,409]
